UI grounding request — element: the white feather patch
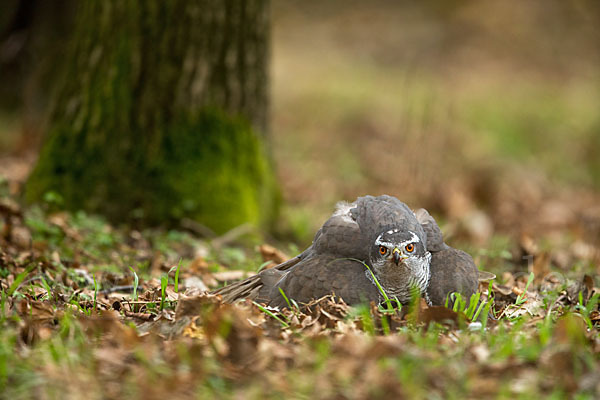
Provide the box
[375,230,420,248]
[333,201,356,224]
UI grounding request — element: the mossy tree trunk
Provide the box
[25,0,278,233]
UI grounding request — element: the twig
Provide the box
[123,310,155,321]
[211,223,255,248]
[99,285,135,294]
[180,218,217,238]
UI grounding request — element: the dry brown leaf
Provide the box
[48,212,82,241]
[258,244,289,267]
[175,292,221,318]
[478,270,496,282]
[519,233,539,256]
[583,274,595,301]
[493,283,514,296]
[554,314,588,345]
[182,317,206,340]
[188,256,209,273]
[532,251,551,282]
[123,311,155,321]
[183,276,209,292]
[212,270,253,282]
[17,299,55,320]
[418,306,464,328]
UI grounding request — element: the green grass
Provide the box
[1,188,599,398]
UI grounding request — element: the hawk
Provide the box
[215,195,481,308]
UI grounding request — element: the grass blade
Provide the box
[7,264,36,296]
[129,267,139,301]
[278,287,294,310]
[93,275,99,311]
[252,301,289,328]
[160,275,168,311]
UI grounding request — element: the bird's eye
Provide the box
[405,243,415,253]
[379,245,387,255]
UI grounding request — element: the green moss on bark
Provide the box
[26,109,278,233]
[152,109,279,231]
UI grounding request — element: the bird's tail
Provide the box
[212,255,303,303]
[212,274,264,303]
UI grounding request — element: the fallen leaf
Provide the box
[212,270,253,282]
[258,244,289,267]
[418,306,465,328]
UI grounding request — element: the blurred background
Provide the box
[270,1,600,245]
[1,1,599,265]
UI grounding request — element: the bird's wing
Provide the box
[414,208,448,252]
[214,253,380,308]
[213,254,303,303]
[266,254,381,308]
[426,247,478,306]
[310,201,366,260]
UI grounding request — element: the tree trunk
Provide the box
[25,0,278,233]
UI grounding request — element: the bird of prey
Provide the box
[214,195,481,308]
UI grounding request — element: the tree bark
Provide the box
[25,0,278,233]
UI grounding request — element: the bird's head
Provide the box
[368,228,431,296]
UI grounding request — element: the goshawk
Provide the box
[215,195,480,308]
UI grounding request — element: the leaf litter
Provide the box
[0,188,599,398]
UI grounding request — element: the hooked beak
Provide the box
[392,248,402,265]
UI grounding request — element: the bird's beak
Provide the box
[392,248,402,265]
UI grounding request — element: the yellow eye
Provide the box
[405,243,415,253]
[379,245,387,255]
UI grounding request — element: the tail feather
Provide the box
[212,255,303,304]
[213,274,263,303]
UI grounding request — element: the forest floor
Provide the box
[1,171,599,399]
[1,2,599,398]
